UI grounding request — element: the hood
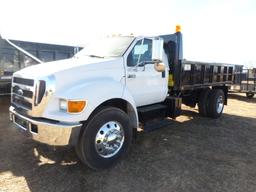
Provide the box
[14,56,122,79]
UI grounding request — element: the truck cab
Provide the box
[9,28,234,169]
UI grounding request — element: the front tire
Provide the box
[207,89,225,119]
[76,107,132,170]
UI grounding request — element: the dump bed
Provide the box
[179,60,235,90]
[160,32,237,92]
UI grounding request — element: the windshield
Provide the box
[75,36,134,58]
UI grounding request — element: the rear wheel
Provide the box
[198,88,211,117]
[246,92,255,99]
[76,107,132,170]
[207,89,225,118]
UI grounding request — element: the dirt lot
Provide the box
[0,94,256,192]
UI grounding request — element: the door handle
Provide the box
[128,74,136,78]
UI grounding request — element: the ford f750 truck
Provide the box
[9,26,236,169]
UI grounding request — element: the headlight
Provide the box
[59,99,68,111]
[59,99,86,113]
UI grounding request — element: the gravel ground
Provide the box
[0,93,256,192]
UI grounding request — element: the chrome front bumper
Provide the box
[9,106,82,146]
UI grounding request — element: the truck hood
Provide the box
[14,56,122,79]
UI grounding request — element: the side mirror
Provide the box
[154,62,165,72]
[152,38,164,63]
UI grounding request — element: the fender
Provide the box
[42,77,138,126]
[122,86,139,128]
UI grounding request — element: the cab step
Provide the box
[137,104,168,123]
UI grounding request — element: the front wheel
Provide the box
[76,107,132,170]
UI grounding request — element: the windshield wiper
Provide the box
[88,54,104,58]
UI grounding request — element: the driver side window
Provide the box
[127,39,152,67]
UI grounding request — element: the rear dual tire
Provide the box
[207,89,225,118]
[198,89,225,118]
[198,88,210,117]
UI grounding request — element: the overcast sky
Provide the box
[0,0,255,67]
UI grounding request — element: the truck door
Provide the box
[125,38,168,107]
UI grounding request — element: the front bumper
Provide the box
[9,106,82,146]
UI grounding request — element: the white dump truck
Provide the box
[9,26,236,169]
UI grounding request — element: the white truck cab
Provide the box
[9,35,169,169]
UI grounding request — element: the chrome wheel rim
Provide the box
[95,121,125,158]
[216,96,224,114]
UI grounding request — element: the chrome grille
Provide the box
[12,77,35,110]
[12,77,46,111]
[13,77,34,86]
[11,75,54,117]
[13,95,33,109]
[13,85,33,98]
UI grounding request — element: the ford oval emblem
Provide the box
[17,89,24,96]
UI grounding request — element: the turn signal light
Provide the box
[68,100,86,113]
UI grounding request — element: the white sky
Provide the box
[0,0,256,67]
